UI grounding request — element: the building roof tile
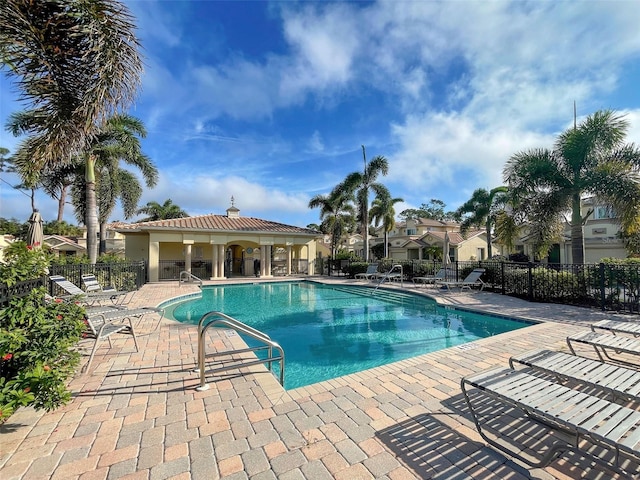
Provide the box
[116,214,319,235]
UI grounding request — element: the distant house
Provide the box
[0,234,15,263]
[366,218,488,261]
[44,235,86,257]
[116,204,321,282]
[511,196,628,263]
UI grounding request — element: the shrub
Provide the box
[0,288,86,422]
[0,241,51,287]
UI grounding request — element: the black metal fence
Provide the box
[48,261,147,297]
[326,257,640,314]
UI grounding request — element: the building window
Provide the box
[593,205,615,219]
[476,248,485,260]
[407,228,416,235]
[195,246,203,259]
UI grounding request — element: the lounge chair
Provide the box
[355,263,379,281]
[371,270,402,284]
[83,306,164,373]
[567,331,640,365]
[412,268,451,288]
[591,319,640,337]
[462,366,640,474]
[50,275,132,306]
[435,268,485,292]
[509,348,640,401]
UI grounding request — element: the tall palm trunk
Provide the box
[85,155,98,263]
[57,185,68,222]
[485,218,493,258]
[571,194,585,264]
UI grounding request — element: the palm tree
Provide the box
[1,0,143,263]
[339,145,389,261]
[455,186,508,258]
[370,192,403,258]
[137,200,189,222]
[308,189,356,259]
[70,115,158,254]
[504,110,640,264]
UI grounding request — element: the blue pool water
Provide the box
[163,281,532,389]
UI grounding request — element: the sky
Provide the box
[1,0,640,229]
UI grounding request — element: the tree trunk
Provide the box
[57,185,67,222]
[363,207,369,262]
[85,156,98,264]
[99,221,107,255]
[571,194,585,264]
[384,231,388,258]
[486,219,492,258]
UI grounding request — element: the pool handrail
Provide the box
[196,311,285,390]
[373,264,404,290]
[179,270,202,286]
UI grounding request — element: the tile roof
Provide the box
[116,214,320,235]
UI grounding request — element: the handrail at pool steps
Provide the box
[179,270,203,286]
[195,311,285,391]
[374,264,404,291]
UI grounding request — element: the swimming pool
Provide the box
[163,281,533,389]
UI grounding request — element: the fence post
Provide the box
[599,262,606,311]
[527,262,534,301]
[501,261,505,295]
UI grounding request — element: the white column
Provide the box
[266,245,272,277]
[260,247,267,277]
[184,244,192,273]
[211,244,218,279]
[218,245,225,278]
[286,246,292,275]
[149,241,160,282]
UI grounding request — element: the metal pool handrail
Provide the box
[195,311,285,391]
[179,271,202,286]
[374,264,404,291]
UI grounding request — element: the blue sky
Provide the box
[2,0,640,229]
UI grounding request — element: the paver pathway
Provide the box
[1,278,638,479]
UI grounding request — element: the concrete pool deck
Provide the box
[1,276,639,479]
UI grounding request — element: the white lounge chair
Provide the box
[435,268,485,292]
[83,306,164,373]
[591,319,640,337]
[412,268,452,288]
[50,275,131,306]
[567,331,640,365]
[462,366,640,474]
[509,348,640,401]
[355,263,378,281]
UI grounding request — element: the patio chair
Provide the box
[355,263,379,281]
[81,273,136,305]
[462,366,640,474]
[83,306,164,373]
[49,275,131,306]
[435,268,485,292]
[412,268,451,288]
[567,331,640,365]
[509,348,640,401]
[591,319,640,337]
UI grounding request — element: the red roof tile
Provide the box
[117,214,319,235]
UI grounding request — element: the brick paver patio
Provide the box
[1,277,638,479]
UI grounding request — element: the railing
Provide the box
[179,271,202,286]
[195,311,285,390]
[0,278,45,307]
[374,264,404,290]
[48,261,146,295]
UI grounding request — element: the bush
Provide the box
[0,241,51,287]
[343,262,372,278]
[0,288,86,422]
